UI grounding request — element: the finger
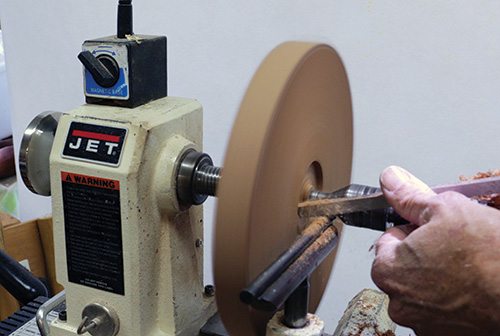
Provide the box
[371,232,398,292]
[371,229,403,278]
[374,224,416,257]
[371,224,417,292]
[379,166,436,225]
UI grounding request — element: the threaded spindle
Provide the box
[194,165,221,197]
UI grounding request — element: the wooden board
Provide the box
[333,289,396,336]
[37,217,64,295]
[3,220,48,278]
[0,212,21,321]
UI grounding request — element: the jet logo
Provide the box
[63,122,127,166]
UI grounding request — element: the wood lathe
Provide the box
[6,1,409,336]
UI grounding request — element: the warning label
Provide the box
[62,172,124,295]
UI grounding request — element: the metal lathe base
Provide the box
[200,289,395,336]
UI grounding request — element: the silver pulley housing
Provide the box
[19,111,62,196]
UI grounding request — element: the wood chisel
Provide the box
[298,175,500,230]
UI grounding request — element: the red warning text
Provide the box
[61,172,120,190]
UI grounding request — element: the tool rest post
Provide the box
[284,278,310,328]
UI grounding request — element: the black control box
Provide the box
[79,35,167,108]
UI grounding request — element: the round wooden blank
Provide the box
[214,41,353,335]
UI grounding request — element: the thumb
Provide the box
[380,166,436,225]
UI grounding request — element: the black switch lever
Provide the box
[78,50,119,88]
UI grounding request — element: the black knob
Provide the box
[78,50,120,88]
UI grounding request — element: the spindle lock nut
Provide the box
[176,150,220,209]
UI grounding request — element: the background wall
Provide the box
[2,1,500,335]
[0,30,12,140]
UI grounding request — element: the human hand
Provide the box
[371,166,500,336]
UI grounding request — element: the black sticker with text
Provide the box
[62,122,127,166]
[62,172,124,295]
